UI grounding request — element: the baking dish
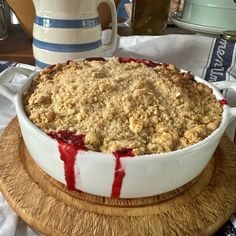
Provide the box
[0,61,236,198]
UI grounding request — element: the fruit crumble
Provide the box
[23,57,223,155]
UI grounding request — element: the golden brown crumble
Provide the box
[23,58,223,155]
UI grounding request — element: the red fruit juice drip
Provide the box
[220,99,228,106]
[48,130,87,191]
[119,57,162,68]
[111,148,135,198]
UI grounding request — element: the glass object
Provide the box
[131,0,171,35]
[168,0,182,23]
[0,0,7,40]
[170,0,181,12]
[117,0,133,36]
[220,31,236,42]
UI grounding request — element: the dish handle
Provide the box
[0,67,34,103]
[212,81,236,121]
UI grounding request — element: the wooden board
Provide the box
[0,118,236,236]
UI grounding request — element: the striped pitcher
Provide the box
[32,0,117,68]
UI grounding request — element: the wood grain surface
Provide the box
[0,118,236,236]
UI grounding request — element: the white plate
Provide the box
[170,11,234,36]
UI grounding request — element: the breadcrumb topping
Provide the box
[23,58,222,155]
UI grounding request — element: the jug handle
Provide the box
[97,0,118,53]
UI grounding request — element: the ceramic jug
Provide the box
[32,0,117,68]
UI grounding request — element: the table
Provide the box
[0,25,34,65]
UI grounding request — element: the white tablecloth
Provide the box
[0,33,236,235]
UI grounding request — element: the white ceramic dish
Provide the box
[182,0,236,30]
[0,60,236,198]
[170,11,235,35]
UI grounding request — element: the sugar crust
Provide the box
[23,58,222,155]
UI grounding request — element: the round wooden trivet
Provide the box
[0,118,236,236]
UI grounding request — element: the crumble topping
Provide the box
[23,58,223,155]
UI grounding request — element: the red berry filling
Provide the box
[220,99,228,106]
[119,57,162,68]
[48,131,87,191]
[84,57,106,62]
[111,148,135,198]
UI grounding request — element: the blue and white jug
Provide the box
[32,0,117,68]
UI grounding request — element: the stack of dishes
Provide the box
[170,0,236,35]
